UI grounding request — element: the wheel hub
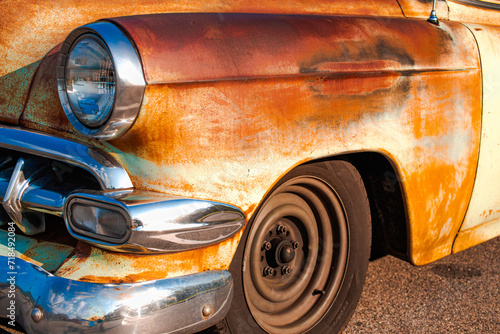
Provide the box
[277,240,295,264]
[261,220,300,277]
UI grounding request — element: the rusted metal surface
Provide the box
[20,45,80,136]
[0,229,74,272]
[112,14,466,84]
[0,0,403,78]
[0,61,39,125]
[448,0,500,24]
[397,0,449,19]
[1,3,490,281]
[453,24,500,254]
[1,0,403,127]
[56,234,242,282]
[102,17,480,266]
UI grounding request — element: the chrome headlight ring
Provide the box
[57,21,146,140]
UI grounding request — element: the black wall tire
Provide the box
[225,160,371,334]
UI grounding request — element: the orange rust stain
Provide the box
[56,231,243,282]
[403,70,482,265]
[397,0,449,19]
[406,71,476,140]
[448,1,500,25]
[453,218,500,254]
[311,73,401,96]
[79,275,135,284]
[114,16,476,85]
[245,204,258,218]
[0,0,403,77]
[315,60,402,73]
[17,253,43,267]
[106,68,481,267]
[479,209,500,220]
[481,209,494,218]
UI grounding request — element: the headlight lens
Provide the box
[57,22,145,140]
[65,35,115,128]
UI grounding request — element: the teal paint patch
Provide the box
[0,229,74,272]
[0,61,41,124]
[102,142,174,181]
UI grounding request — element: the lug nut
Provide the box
[282,266,292,275]
[262,241,272,251]
[292,241,300,249]
[277,225,288,234]
[263,266,275,277]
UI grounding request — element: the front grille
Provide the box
[0,147,100,235]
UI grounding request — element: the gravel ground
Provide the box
[2,237,498,334]
[343,236,500,334]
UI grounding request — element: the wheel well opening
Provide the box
[307,152,409,261]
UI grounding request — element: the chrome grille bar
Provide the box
[0,126,133,190]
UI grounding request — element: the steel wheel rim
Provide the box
[243,176,349,333]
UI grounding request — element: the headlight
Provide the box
[65,35,115,128]
[57,22,145,140]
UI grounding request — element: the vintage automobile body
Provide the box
[1,0,500,333]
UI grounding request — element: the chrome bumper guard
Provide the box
[0,256,233,334]
[0,126,245,253]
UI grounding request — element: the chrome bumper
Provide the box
[0,256,232,334]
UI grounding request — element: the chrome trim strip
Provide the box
[57,21,146,140]
[0,257,233,334]
[64,190,246,253]
[0,126,133,190]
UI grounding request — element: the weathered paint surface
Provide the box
[15,14,481,282]
[104,16,479,267]
[448,0,500,24]
[2,1,495,281]
[0,229,74,272]
[112,14,470,85]
[56,233,241,282]
[0,0,403,78]
[0,61,40,125]
[397,0,449,19]
[20,45,82,136]
[1,0,403,125]
[453,24,500,253]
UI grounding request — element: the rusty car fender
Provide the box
[7,12,484,282]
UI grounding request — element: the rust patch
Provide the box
[448,1,500,25]
[0,0,403,77]
[79,275,135,284]
[58,241,93,271]
[56,231,243,283]
[310,73,401,96]
[111,15,475,84]
[0,61,40,124]
[397,0,449,19]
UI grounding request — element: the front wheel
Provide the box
[226,161,371,334]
